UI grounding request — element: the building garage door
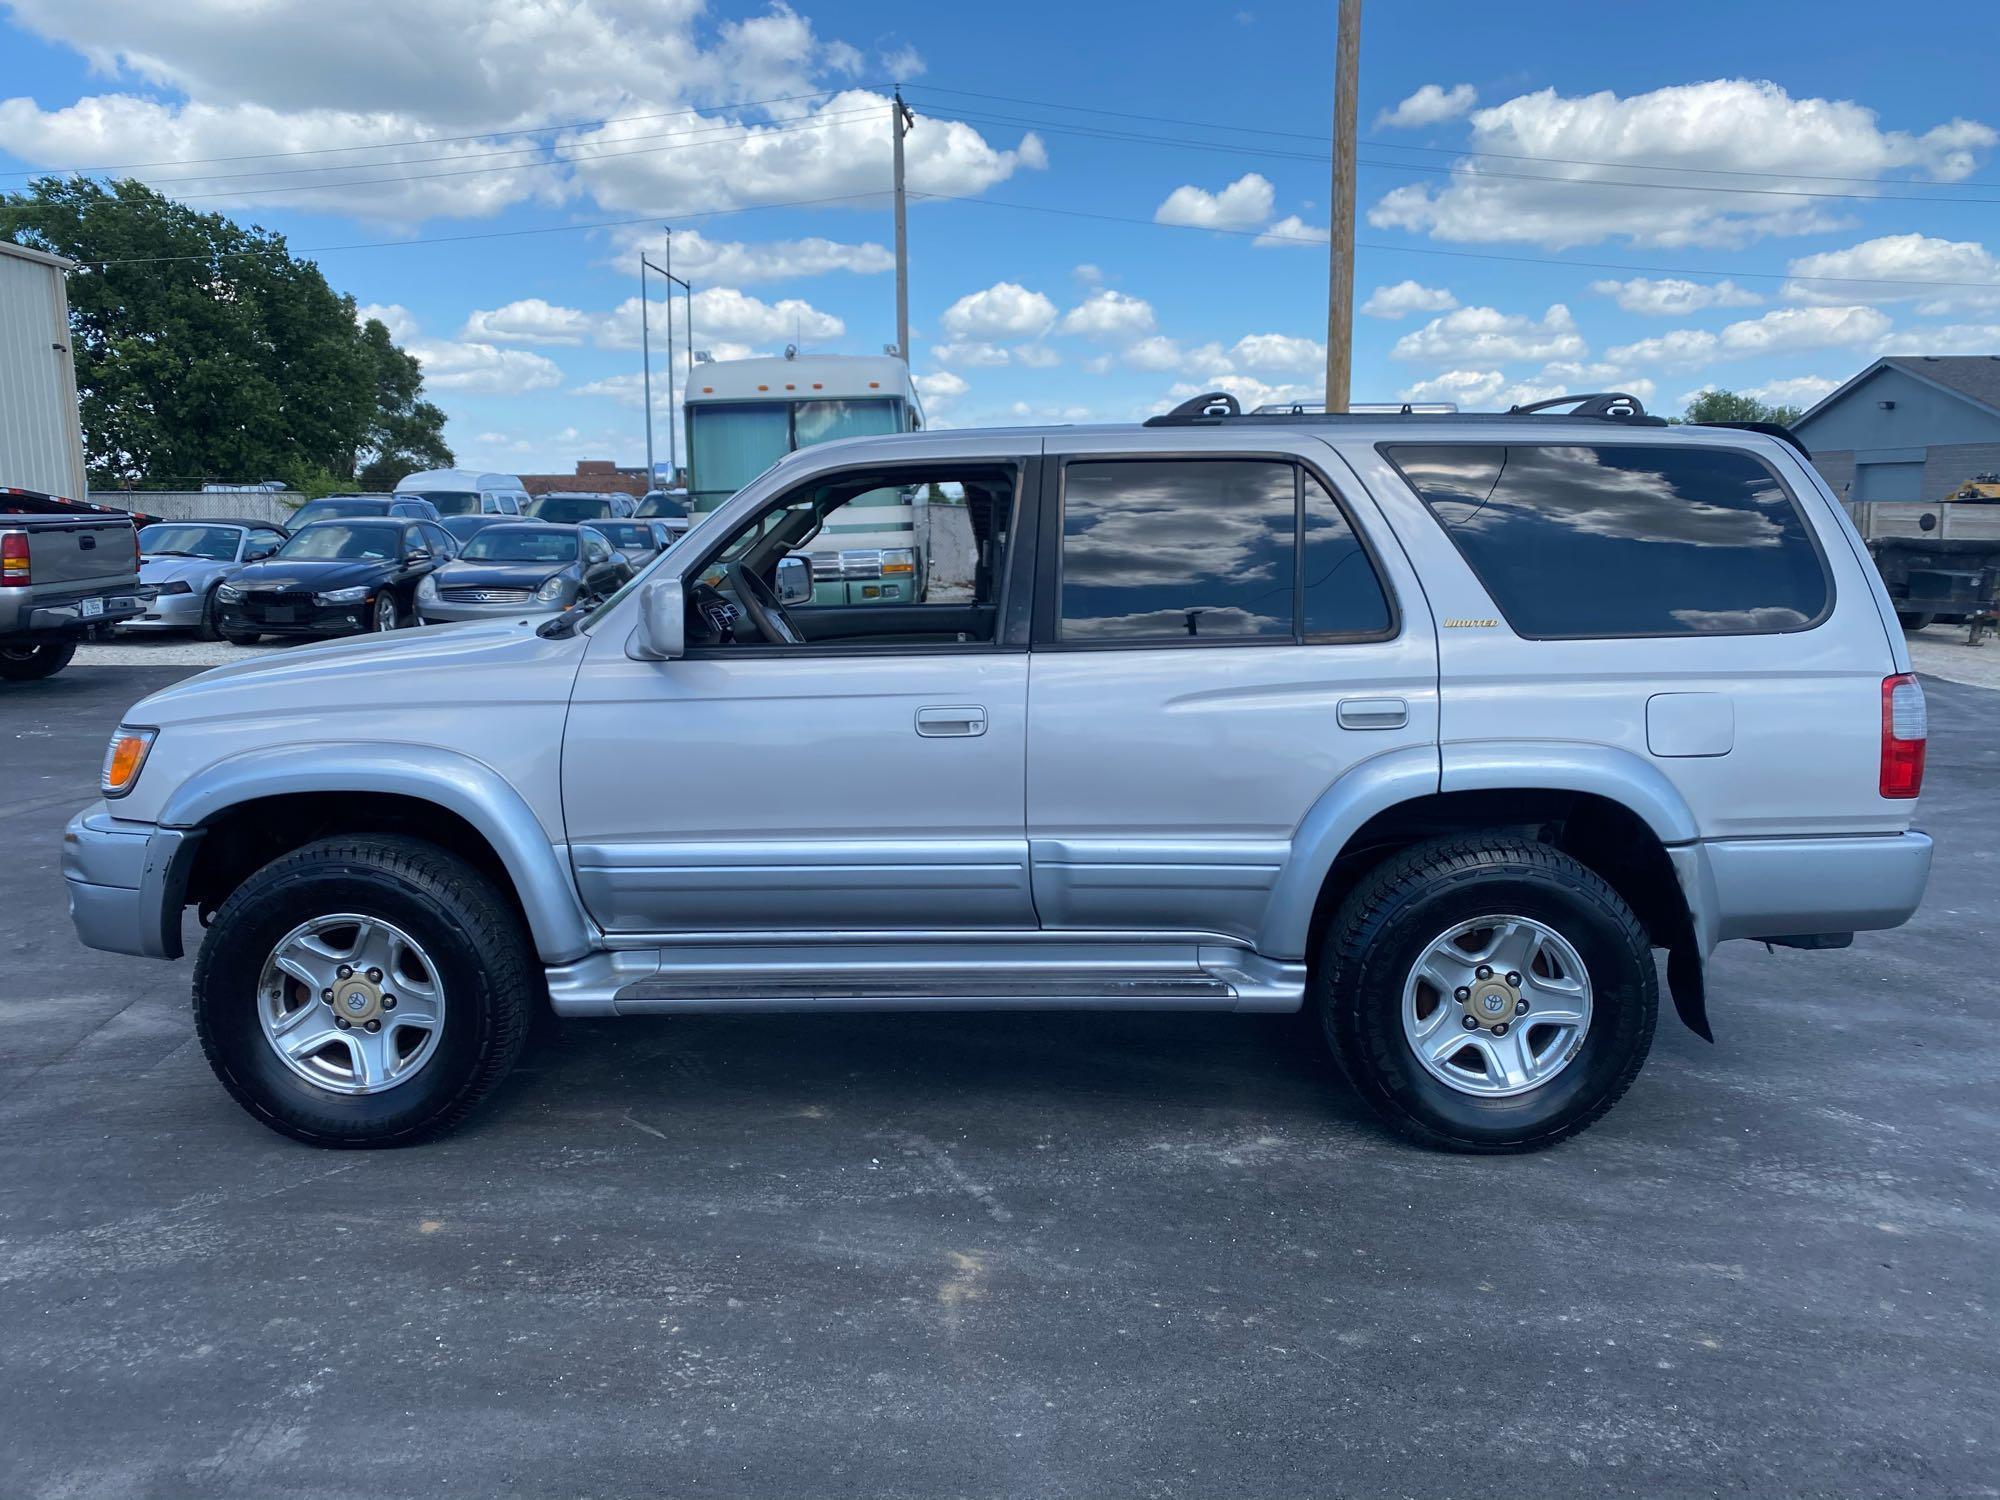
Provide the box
[1854,461,1925,502]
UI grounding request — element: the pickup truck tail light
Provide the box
[1880,674,1927,799]
[1,530,26,586]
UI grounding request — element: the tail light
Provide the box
[131,526,142,571]
[1880,674,1927,799]
[1,531,26,587]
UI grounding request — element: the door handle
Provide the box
[916,705,987,737]
[1337,697,1408,731]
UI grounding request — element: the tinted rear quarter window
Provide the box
[1387,442,1830,638]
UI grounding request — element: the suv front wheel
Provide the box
[1317,836,1657,1152]
[192,835,536,1146]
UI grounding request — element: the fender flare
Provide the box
[1440,741,1700,844]
[159,742,596,964]
[1257,745,1440,960]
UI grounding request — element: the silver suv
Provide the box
[62,394,1933,1151]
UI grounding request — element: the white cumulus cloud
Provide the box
[940,282,1058,341]
[1390,304,1587,364]
[461,299,596,346]
[1252,214,1328,248]
[1361,280,1459,319]
[1059,289,1158,342]
[1782,233,2000,315]
[1369,79,1997,249]
[1588,277,1763,316]
[1155,172,1276,230]
[1608,305,1893,367]
[1376,83,1476,130]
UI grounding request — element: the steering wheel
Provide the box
[727,560,803,645]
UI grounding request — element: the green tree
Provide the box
[0,177,450,489]
[355,317,454,490]
[1680,388,1806,428]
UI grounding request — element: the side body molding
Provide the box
[158,743,597,964]
[1258,744,1441,960]
[1440,741,1701,845]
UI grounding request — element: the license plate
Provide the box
[265,606,296,623]
[80,597,104,619]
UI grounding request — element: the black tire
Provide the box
[1316,835,1657,1153]
[196,583,223,641]
[0,641,76,681]
[192,835,537,1147]
[221,628,260,646]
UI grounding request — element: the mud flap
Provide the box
[1666,933,1712,1042]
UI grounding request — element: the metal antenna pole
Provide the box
[664,227,677,482]
[640,253,655,482]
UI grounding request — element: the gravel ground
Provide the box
[1,663,1994,1499]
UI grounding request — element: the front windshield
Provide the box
[278,522,401,561]
[406,490,480,516]
[461,528,577,563]
[592,523,649,549]
[139,524,239,560]
[532,496,613,523]
[291,499,381,526]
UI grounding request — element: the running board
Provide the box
[545,940,1306,1018]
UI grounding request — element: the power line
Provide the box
[935,105,2000,207]
[906,81,2000,192]
[0,85,878,178]
[907,190,2000,291]
[147,109,881,204]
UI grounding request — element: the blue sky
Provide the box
[5,0,2000,475]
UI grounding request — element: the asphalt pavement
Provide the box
[1,663,1994,1499]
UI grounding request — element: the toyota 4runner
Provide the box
[62,394,1933,1151]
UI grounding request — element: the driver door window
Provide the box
[689,462,1023,652]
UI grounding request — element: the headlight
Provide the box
[314,586,370,605]
[535,575,567,602]
[101,727,157,798]
[156,580,194,596]
[416,574,438,600]
[217,582,243,603]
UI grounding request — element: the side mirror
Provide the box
[247,547,274,561]
[776,553,814,607]
[405,547,432,564]
[629,577,686,660]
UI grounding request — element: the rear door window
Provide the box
[1386,443,1830,639]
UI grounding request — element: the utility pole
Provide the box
[1324,0,1361,413]
[639,249,655,485]
[892,88,915,362]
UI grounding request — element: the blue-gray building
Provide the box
[1793,355,2000,503]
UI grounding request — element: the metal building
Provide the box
[0,239,88,501]
[1794,355,2000,505]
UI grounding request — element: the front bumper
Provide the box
[118,588,204,631]
[418,596,563,624]
[62,804,201,960]
[219,598,370,636]
[1673,831,1934,953]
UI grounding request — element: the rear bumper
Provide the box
[1673,831,1933,953]
[62,804,200,960]
[3,589,143,639]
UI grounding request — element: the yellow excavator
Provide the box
[1948,472,2000,502]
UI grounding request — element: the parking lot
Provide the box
[2,662,1994,1499]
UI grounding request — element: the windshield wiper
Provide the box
[537,608,584,639]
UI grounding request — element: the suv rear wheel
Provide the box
[1316,836,1656,1152]
[192,835,536,1146]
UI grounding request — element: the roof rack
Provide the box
[1144,388,1669,428]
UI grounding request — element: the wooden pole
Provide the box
[1324,0,1361,413]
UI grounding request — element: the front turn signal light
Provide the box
[101,727,157,798]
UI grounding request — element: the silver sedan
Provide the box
[120,520,291,638]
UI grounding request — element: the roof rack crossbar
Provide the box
[1144,388,1671,428]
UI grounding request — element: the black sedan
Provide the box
[415,523,631,624]
[216,519,456,643]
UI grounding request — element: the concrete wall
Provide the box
[88,491,296,524]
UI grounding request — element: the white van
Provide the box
[393,469,530,518]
